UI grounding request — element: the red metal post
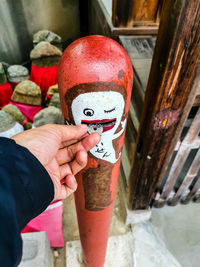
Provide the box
[58,35,133,267]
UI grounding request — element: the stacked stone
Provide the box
[12,80,42,106]
[45,84,58,105]
[49,93,61,109]
[11,80,42,122]
[33,29,62,51]
[29,42,62,100]
[30,30,62,102]
[33,106,62,127]
[0,110,24,138]
[30,41,62,68]
[47,84,58,96]
[2,104,32,130]
[7,65,29,87]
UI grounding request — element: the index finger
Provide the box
[54,124,88,143]
[56,133,100,165]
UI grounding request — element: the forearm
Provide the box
[0,137,54,266]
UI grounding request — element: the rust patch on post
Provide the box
[153,109,180,130]
[82,164,113,211]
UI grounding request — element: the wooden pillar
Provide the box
[129,0,200,210]
[112,0,160,27]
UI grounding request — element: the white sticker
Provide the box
[71,91,126,163]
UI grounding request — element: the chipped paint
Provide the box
[163,119,168,127]
[153,109,180,130]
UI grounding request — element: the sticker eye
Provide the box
[104,107,116,113]
[83,108,94,116]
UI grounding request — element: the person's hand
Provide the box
[12,124,100,201]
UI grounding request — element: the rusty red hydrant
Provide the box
[58,35,133,267]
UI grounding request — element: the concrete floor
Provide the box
[151,203,200,267]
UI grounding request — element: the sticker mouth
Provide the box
[82,118,116,133]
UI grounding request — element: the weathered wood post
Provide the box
[58,35,133,267]
[129,0,200,210]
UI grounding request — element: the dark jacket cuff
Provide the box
[0,137,54,230]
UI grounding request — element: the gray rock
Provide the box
[7,65,29,83]
[0,63,7,84]
[0,111,23,137]
[2,104,32,130]
[47,84,58,97]
[30,41,62,59]
[45,84,59,105]
[19,232,53,267]
[30,42,62,67]
[49,93,61,109]
[12,80,42,106]
[33,106,62,127]
[23,122,32,130]
[0,122,24,138]
[0,110,15,132]
[2,104,25,124]
[33,30,62,50]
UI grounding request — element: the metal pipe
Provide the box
[58,35,133,266]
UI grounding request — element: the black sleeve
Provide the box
[0,137,54,267]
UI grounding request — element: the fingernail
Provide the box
[81,132,89,139]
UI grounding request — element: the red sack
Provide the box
[0,82,13,108]
[10,100,42,122]
[30,64,58,99]
[22,201,64,247]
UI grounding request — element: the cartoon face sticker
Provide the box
[71,91,126,163]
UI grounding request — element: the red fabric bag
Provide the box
[10,100,42,122]
[30,65,58,99]
[0,82,13,108]
[22,200,64,247]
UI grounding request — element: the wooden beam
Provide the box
[129,0,200,210]
[112,26,158,36]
